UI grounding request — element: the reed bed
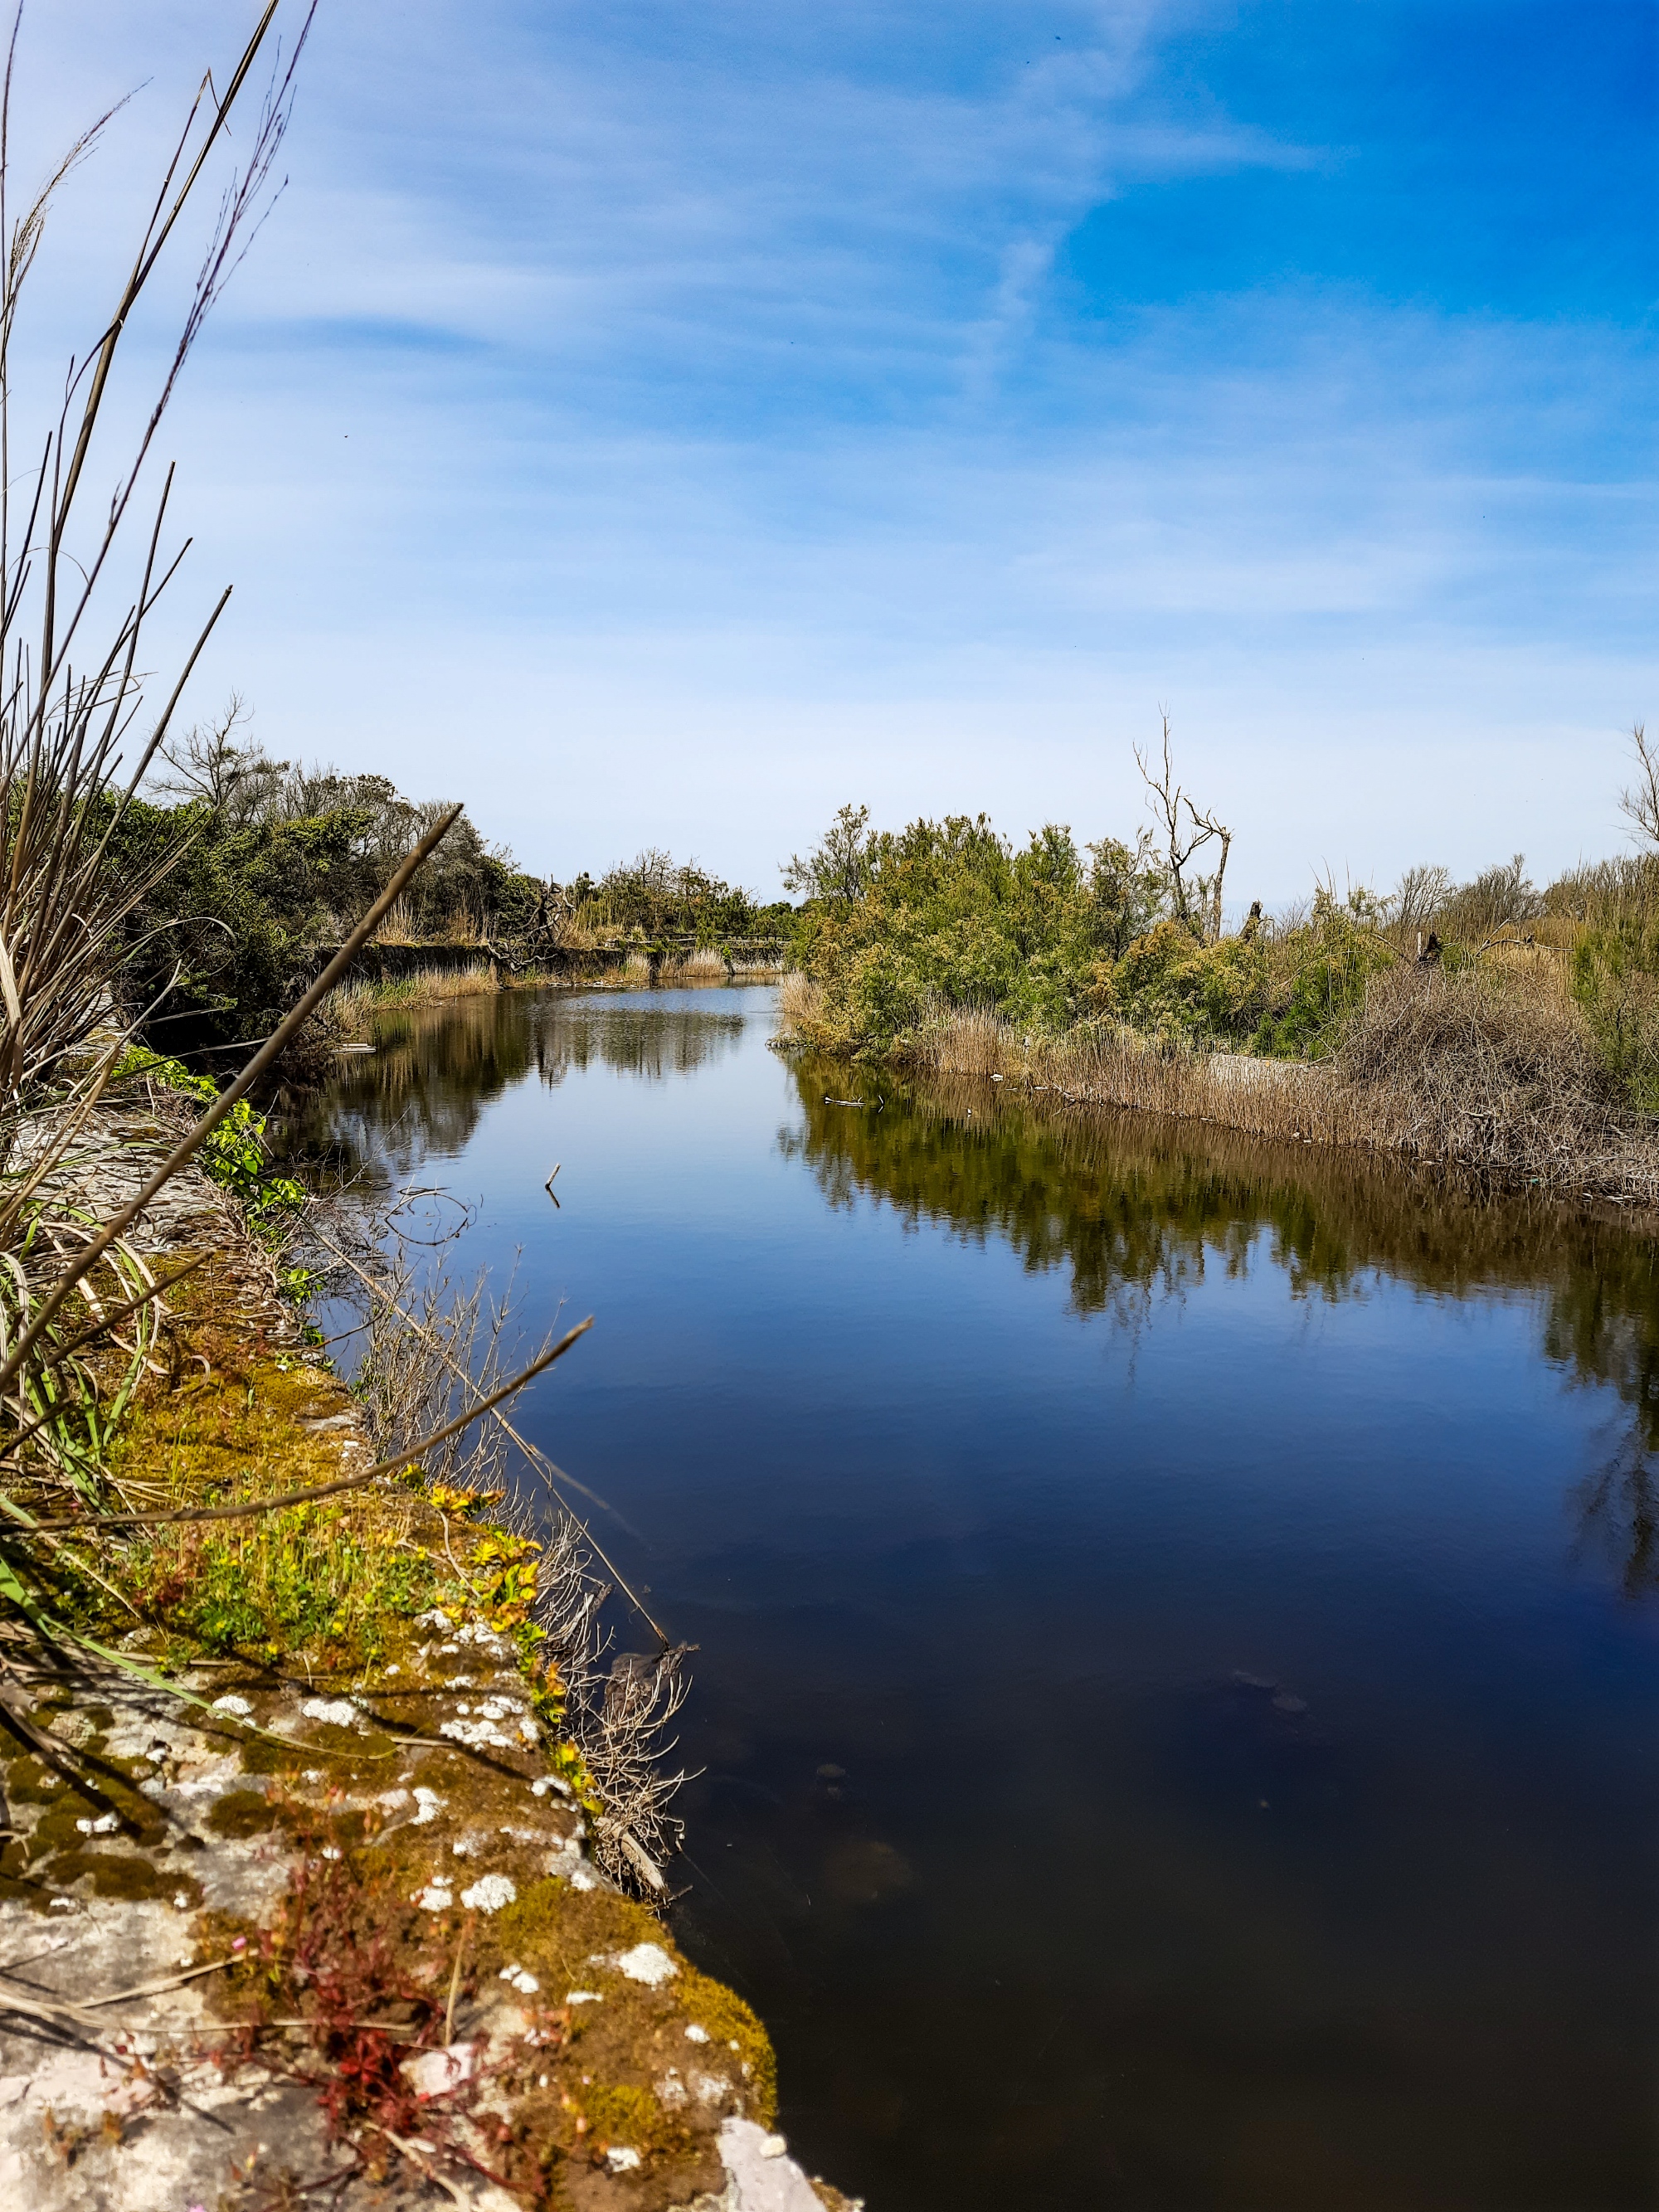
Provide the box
[654,946,729,984]
[327,960,502,1037]
[651,946,783,984]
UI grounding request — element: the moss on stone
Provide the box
[206,1788,280,1839]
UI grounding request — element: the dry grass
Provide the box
[651,945,782,984]
[654,946,729,984]
[326,962,501,1038]
[1335,960,1657,1199]
[775,970,824,1038]
[368,893,418,946]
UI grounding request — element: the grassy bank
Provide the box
[0,1067,869,2205]
[781,965,1659,1205]
[324,945,784,1040]
[776,794,1659,1207]
[0,1227,799,2204]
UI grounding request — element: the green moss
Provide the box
[577,2080,661,2148]
[238,1733,308,1778]
[43,1849,179,1901]
[6,1755,67,1805]
[678,1969,777,2127]
[492,1877,659,1979]
[207,1789,280,1839]
[105,1326,435,1671]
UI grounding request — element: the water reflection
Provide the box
[291,987,751,1177]
[785,1054,1659,1444]
[530,998,747,1087]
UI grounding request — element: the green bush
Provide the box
[1249,899,1394,1059]
[1573,930,1659,1108]
[119,1052,306,1248]
[797,811,1169,1051]
[1112,919,1267,1042]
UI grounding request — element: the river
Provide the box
[299,982,1659,2210]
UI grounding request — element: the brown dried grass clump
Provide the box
[1335,961,1659,1200]
[774,970,824,1041]
[917,1004,1006,1077]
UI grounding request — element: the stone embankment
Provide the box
[0,1150,857,2210]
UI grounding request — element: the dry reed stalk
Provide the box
[1028,1024,1349,1147]
[327,963,500,1037]
[0,2,314,1111]
[371,895,417,947]
[0,2,329,1491]
[774,970,823,1040]
[651,947,732,986]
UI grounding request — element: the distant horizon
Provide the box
[17,0,1656,904]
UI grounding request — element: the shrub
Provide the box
[1338,960,1628,1184]
[797,811,1170,1052]
[1573,931,1659,1108]
[1250,897,1394,1058]
[120,1052,306,1247]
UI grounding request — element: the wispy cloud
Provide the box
[9,0,1652,897]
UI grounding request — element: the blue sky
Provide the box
[17,0,1657,902]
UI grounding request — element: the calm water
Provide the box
[300,984,1659,2210]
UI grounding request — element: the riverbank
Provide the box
[776,964,1659,1212]
[326,951,786,1040]
[0,1110,856,2210]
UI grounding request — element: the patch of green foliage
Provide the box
[129,1501,435,1670]
[572,848,791,946]
[1248,895,1394,1057]
[789,802,1396,1061]
[110,746,543,1053]
[1104,892,1390,1059]
[119,1050,307,1248]
[1572,928,1659,1110]
[794,809,1167,1049]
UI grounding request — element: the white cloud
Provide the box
[2,0,1649,902]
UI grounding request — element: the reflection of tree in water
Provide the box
[786,1055,1659,1592]
[530,1000,747,1088]
[288,992,539,1180]
[1572,1437,1659,1597]
[286,989,752,1185]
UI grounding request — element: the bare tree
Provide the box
[1134,713,1233,942]
[155,695,289,827]
[1442,854,1540,945]
[1618,723,1658,849]
[1386,863,1452,955]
